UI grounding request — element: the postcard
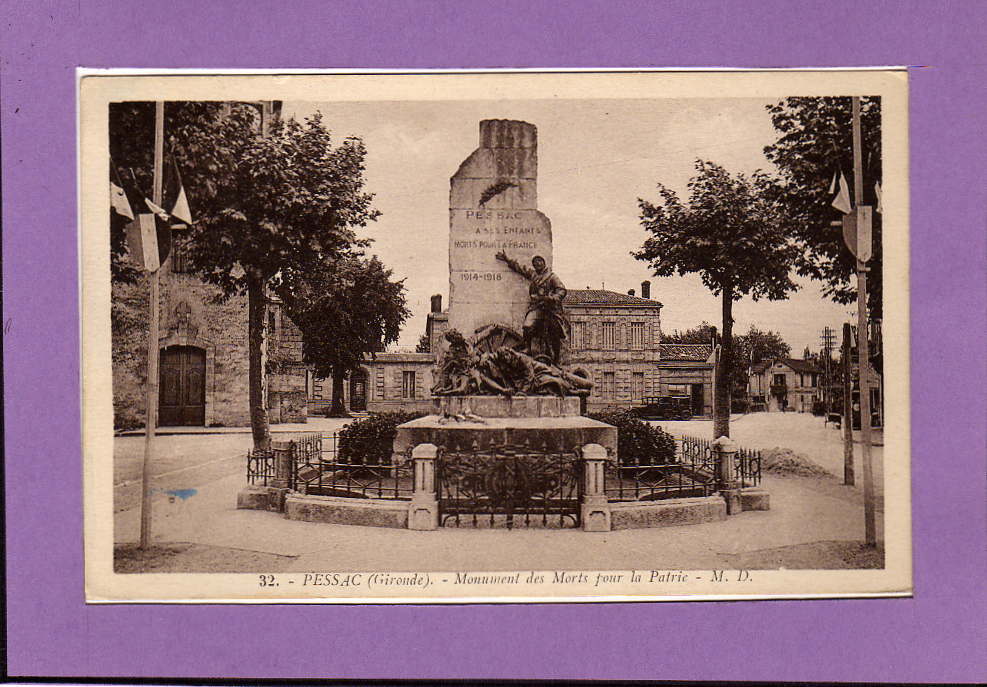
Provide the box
[80,69,910,602]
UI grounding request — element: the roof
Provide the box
[659,343,714,362]
[564,289,662,307]
[752,358,820,374]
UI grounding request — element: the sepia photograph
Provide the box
[81,70,910,602]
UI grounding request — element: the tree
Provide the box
[635,160,800,438]
[109,102,255,284]
[763,97,882,317]
[277,254,409,417]
[661,321,717,344]
[415,333,431,353]
[109,104,379,448]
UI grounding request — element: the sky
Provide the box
[283,98,855,355]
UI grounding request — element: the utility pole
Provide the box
[139,101,165,549]
[851,96,877,547]
[841,322,854,486]
[820,326,836,410]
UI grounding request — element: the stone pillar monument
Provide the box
[448,119,553,339]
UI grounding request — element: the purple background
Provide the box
[4,0,986,682]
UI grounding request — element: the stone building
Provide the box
[317,282,715,417]
[748,357,822,413]
[111,242,309,429]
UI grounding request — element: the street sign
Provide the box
[841,204,873,263]
[856,205,872,262]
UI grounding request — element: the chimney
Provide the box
[430,294,442,313]
[627,288,635,296]
[641,280,651,299]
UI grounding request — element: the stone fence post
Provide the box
[408,443,439,530]
[580,443,611,532]
[712,436,741,515]
[271,439,294,489]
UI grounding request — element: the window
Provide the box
[667,383,688,396]
[773,373,787,386]
[602,322,615,350]
[402,371,417,399]
[602,372,616,399]
[571,322,585,350]
[630,322,645,349]
[631,372,645,402]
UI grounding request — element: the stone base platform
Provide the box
[393,415,617,463]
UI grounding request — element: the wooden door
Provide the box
[350,371,368,411]
[690,384,704,417]
[159,346,206,426]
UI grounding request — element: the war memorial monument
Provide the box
[240,119,764,532]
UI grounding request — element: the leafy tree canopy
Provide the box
[762,96,882,316]
[276,253,410,380]
[661,321,716,344]
[735,324,792,366]
[635,160,800,302]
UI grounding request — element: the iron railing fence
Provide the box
[245,431,763,510]
[605,436,717,501]
[244,432,413,499]
[246,448,276,486]
[437,441,583,529]
[296,431,413,500]
[736,446,762,488]
[605,435,761,500]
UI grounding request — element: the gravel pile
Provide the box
[761,447,834,477]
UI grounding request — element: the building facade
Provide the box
[111,242,309,429]
[318,282,716,417]
[748,357,822,413]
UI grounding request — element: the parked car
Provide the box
[632,396,693,421]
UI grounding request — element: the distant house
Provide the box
[748,358,822,413]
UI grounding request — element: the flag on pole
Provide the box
[830,170,852,214]
[874,181,883,214]
[110,159,134,223]
[125,213,162,272]
[122,165,172,271]
[163,155,193,227]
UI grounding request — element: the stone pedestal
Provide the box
[396,395,617,531]
[712,435,742,515]
[408,443,439,530]
[393,396,616,462]
[580,443,612,532]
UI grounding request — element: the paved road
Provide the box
[113,417,353,512]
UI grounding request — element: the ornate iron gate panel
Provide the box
[437,443,582,528]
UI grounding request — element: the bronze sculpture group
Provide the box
[431,252,592,399]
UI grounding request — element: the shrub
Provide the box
[587,409,677,465]
[337,411,426,466]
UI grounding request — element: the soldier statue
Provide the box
[495,251,570,365]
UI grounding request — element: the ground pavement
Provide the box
[113,412,884,571]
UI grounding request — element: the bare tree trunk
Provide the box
[247,268,271,450]
[714,283,734,439]
[328,365,349,417]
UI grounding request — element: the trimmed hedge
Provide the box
[337,411,426,465]
[587,408,677,465]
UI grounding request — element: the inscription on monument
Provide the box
[448,120,552,338]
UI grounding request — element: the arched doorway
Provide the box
[349,369,368,412]
[159,345,206,426]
